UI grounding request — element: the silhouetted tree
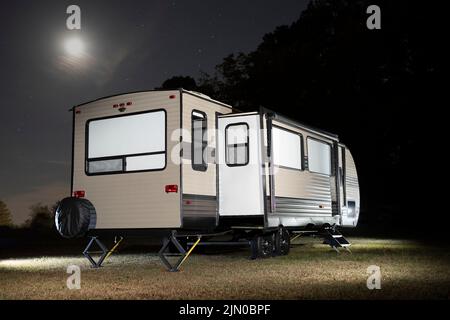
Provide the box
[0,200,13,227]
[24,203,54,230]
[199,53,250,107]
[161,0,442,234]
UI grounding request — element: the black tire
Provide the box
[255,234,274,259]
[250,237,258,260]
[274,227,290,256]
[55,197,96,239]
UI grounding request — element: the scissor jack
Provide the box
[158,231,202,272]
[83,236,124,268]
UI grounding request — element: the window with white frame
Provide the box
[191,110,208,172]
[272,127,303,170]
[307,138,331,175]
[225,123,249,166]
[86,110,166,174]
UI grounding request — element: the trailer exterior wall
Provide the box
[72,91,181,229]
[267,119,339,228]
[181,92,232,197]
[341,148,360,226]
[271,120,334,207]
[181,92,232,229]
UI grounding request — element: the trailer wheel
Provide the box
[250,238,258,260]
[274,227,290,256]
[251,234,274,259]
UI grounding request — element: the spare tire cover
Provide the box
[55,197,96,239]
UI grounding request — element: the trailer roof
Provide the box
[261,107,339,140]
[70,89,338,140]
[183,90,234,110]
[70,88,234,111]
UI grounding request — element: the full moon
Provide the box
[64,37,85,57]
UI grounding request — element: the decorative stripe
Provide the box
[182,194,217,218]
[274,197,332,217]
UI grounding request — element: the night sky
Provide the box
[0,0,309,224]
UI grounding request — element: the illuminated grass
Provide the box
[0,238,449,300]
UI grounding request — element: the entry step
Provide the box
[322,228,351,252]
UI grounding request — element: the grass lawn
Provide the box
[0,237,449,300]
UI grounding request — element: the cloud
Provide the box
[55,43,131,87]
[92,46,131,86]
[3,181,69,225]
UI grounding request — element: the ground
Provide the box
[0,237,449,300]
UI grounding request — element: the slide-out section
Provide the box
[267,119,338,228]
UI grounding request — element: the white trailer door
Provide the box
[217,114,265,216]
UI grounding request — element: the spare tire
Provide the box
[55,197,96,239]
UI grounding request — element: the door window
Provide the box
[225,123,249,167]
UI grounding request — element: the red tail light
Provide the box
[73,190,86,198]
[165,185,178,193]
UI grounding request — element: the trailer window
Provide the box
[86,110,166,175]
[225,123,249,167]
[307,138,331,175]
[192,110,208,172]
[272,126,303,170]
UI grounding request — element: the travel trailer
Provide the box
[55,89,360,271]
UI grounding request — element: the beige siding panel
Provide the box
[73,91,181,229]
[181,93,232,196]
[272,120,333,203]
[274,170,332,203]
[345,148,360,205]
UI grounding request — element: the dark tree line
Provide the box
[161,0,442,235]
[0,200,57,231]
[0,200,13,227]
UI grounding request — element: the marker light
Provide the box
[73,190,86,198]
[165,185,178,193]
